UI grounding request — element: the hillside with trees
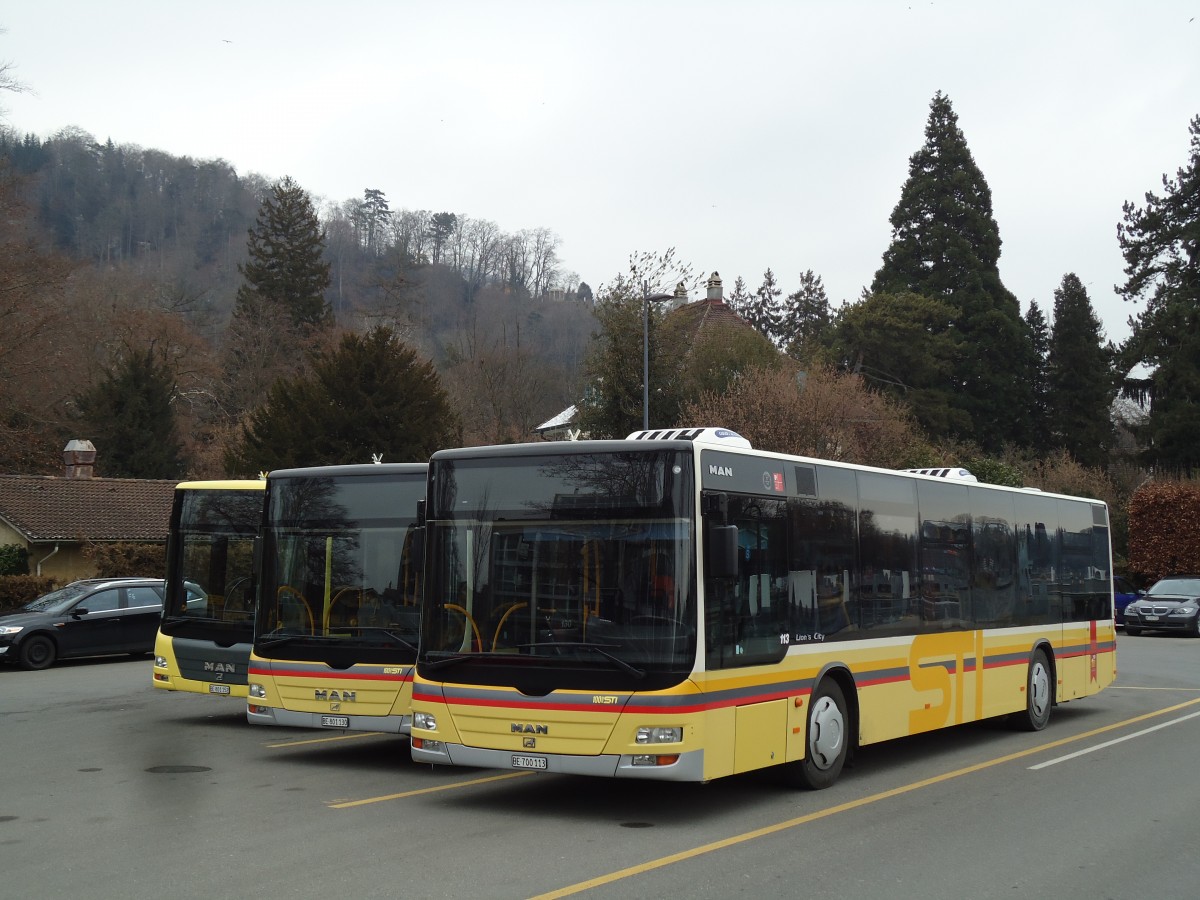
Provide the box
[3,93,1199,576]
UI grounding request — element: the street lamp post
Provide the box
[642,281,676,431]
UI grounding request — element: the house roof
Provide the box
[0,475,179,543]
[535,404,578,432]
[666,296,761,340]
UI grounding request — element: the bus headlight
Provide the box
[636,726,682,744]
[414,711,438,731]
[248,683,266,698]
[153,656,168,668]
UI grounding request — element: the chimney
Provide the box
[64,439,96,479]
[706,271,723,302]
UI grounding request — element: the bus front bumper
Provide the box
[410,739,705,781]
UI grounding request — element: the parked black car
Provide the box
[1123,575,1200,637]
[0,578,168,670]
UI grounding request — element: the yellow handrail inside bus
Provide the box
[491,602,528,651]
[445,603,482,652]
[276,585,313,632]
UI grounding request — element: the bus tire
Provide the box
[1014,648,1052,732]
[19,634,57,671]
[787,679,849,790]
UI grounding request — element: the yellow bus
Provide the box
[247,463,427,733]
[153,479,266,698]
[410,428,1115,788]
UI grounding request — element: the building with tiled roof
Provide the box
[665,271,762,342]
[0,441,178,580]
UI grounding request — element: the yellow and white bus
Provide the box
[410,428,1115,788]
[153,479,266,698]
[247,463,427,733]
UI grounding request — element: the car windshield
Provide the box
[22,583,93,614]
[1146,578,1200,597]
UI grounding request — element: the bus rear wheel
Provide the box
[786,679,849,790]
[1013,648,1052,732]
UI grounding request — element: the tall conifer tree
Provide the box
[75,347,184,478]
[1024,300,1052,454]
[871,92,1034,452]
[235,176,331,328]
[1046,274,1114,467]
[1118,115,1200,473]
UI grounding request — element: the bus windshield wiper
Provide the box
[422,652,477,671]
[517,642,645,679]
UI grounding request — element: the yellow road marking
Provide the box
[530,697,1200,899]
[264,731,387,749]
[330,771,534,808]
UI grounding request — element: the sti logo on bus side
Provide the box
[709,465,734,477]
[204,662,236,673]
[315,690,356,702]
[511,723,549,735]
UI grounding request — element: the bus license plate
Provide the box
[208,684,231,695]
[321,716,350,728]
[512,754,547,770]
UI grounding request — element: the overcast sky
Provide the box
[4,1,1198,345]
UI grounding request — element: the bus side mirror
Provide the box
[708,526,739,580]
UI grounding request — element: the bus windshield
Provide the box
[255,471,424,657]
[421,450,697,679]
[162,487,263,629]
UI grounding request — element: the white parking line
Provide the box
[1029,710,1200,770]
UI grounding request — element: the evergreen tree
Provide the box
[225,326,461,473]
[725,276,752,318]
[1118,115,1200,473]
[1046,274,1115,467]
[1025,300,1052,453]
[828,291,968,440]
[871,92,1034,452]
[780,269,832,357]
[741,269,783,345]
[361,188,391,255]
[75,346,184,478]
[234,176,331,328]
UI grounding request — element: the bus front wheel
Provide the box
[786,679,849,790]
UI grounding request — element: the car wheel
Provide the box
[18,634,57,671]
[1013,648,1052,732]
[1125,625,1141,636]
[1192,615,1200,639]
[784,679,849,790]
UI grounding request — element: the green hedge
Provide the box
[0,544,30,576]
